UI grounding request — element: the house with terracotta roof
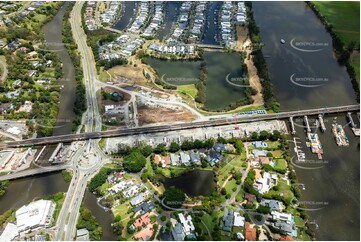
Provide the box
[245,222,257,241]
[280,235,295,241]
[134,224,153,241]
[133,212,151,229]
[154,154,170,167]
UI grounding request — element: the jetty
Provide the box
[318,114,326,132]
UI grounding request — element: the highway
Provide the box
[54,2,106,241]
[0,104,359,149]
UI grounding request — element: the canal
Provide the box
[113,1,138,31]
[201,1,221,45]
[156,2,181,40]
[252,1,360,240]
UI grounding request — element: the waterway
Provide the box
[201,1,221,45]
[203,51,247,111]
[0,172,68,214]
[43,3,76,136]
[163,169,215,197]
[252,1,360,240]
[144,57,201,85]
[156,2,181,40]
[112,1,137,31]
[252,1,358,111]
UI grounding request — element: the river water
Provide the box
[252,2,360,240]
[252,1,357,111]
[43,3,76,136]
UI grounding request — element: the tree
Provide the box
[204,138,215,149]
[123,149,146,172]
[257,205,271,214]
[141,145,153,157]
[193,139,204,149]
[163,187,185,208]
[235,139,244,154]
[181,140,193,150]
[154,144,165,154]
[259,130,270,140]
[270,130,281,141]
[168,142,180,153]
[251,131,258,140]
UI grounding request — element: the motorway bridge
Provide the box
[0,164,70,181]
[0,104,358,149]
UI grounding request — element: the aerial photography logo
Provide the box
[225,73,250,88]
[290,38,329,52]
[290,73,329,88]
[297,200,329,211]
[161,74,198,85]
[290,155,328,170]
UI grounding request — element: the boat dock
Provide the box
[332,122,349,146]
[304,116,311,133]
[347,112,356,128]
[318,114,326,132]
[293,137,305,161]
[289,117,296,135]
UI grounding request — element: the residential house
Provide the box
[154,154,170,168]
[170,153,180,166]
[213,143,227,153]
[179,152,191,166]
[178,213,195,236]
[244,193,256,205]
[271,211,293,224]
[108,180,133,194]
[133,212,151,229]
[254,171,278,194]
[221,208,233,232]
[245,222,256,241]
[134,224,153,241]
[252,149,268,158]
[233,212,245,227]
[130,192,148,207]
[260,199,285,211]
[189,151,201,165]
[107,172,124,184]
[133,202,154,215]
[172,223,185,241]
[123,185,140,198]
[274,222,293,235]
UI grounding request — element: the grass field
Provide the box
[177,84,198,99]
[313,2,360,47]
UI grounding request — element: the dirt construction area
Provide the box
[138,106,195,125]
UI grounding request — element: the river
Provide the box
[43,3,76,136]
[252,2,360,240]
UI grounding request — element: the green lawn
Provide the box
[270,150,283,158]
[313,2,360,47]
[294,216,305,227]
[266,141,280,149]
[177,84,198,99]
[224,179,238,195]
[266,180,295,205]
[274,159,287,170]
